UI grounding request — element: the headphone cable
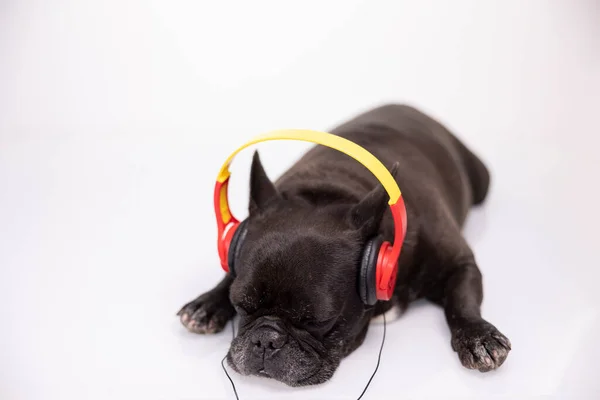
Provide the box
[356,311,386,400]
[221,312,387,400]
[221,317,240,400]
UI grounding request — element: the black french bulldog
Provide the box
[177,104,511,386]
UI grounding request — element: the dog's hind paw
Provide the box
[371,303,403,324]
[177,290,235,334]
[451,320,511,372]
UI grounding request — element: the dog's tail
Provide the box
[452,136,490,205]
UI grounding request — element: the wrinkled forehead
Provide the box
[231,232,359,319]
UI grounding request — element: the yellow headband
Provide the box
[216,129,401,205]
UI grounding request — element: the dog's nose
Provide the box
[252,327,287,352]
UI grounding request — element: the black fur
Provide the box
[177,104,511,386]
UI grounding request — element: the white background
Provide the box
[1,1,599,399]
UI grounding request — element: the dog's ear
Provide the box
[249,151,279,214]
[348,162,400,236]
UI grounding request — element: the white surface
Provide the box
[1,1,599,399]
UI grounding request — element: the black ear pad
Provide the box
[358,237,383,306]
[227,219,249,277]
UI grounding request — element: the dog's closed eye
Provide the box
[302,317,337,332]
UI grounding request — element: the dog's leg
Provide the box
[177,275,235,334]
[423,231,511,372]
[441,261,511,371]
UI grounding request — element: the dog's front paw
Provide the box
[451,320,511,372]
[177,290,235,334]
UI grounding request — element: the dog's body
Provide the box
[178,104,510,386]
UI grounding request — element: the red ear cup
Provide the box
[375,241,399,301]
[218,221,239,273]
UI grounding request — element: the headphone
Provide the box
[213,129,407,306]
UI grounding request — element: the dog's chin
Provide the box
[227,351,339,387]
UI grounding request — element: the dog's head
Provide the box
[226,152,393,386]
